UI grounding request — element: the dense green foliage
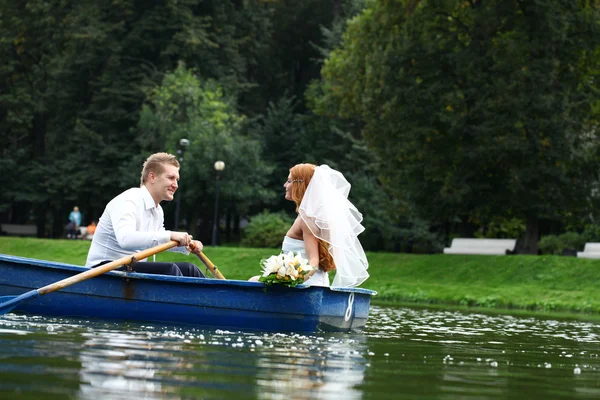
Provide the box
[1,0,394,248]
[241,211,294,248]
[3,236,600,315]
[2,0,600,253]
[539,224,600,255]
[136,63,275,238]
[311,0,600,252]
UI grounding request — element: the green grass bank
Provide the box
[1,237,600,316]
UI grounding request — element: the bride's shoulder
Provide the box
[286,216,303,237]
[294,216,311,230]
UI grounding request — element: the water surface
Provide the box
[1,306,599,399]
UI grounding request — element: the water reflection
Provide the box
[39,320,368,400]
[2,307,600,399]
[78,330,179,399]
[252,333,367,399]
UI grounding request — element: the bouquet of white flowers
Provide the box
[258,251,314,287]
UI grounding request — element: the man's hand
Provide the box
[170,231,193,247]
[187,240,203,255]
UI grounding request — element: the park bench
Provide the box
[0,224,38,237]
[576,243,600,259]
[443,238,517,255]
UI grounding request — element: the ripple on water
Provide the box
[2,307,600,399]
[0,313,371,399]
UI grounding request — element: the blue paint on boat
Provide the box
[0,254,376,332]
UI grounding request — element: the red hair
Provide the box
[289,164,336,273]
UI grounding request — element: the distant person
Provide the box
[85,152,205,277]
[66,206,82,239]
[249,163,369,287]
[80,220,97,240]
[65,221,78,239]
[69,206,82,229]
[87,220,96,235]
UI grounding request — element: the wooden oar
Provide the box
[0,240,179,316]
[189,243,226,280]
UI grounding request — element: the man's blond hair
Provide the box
[140,152,180,186]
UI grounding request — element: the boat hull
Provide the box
[0,254,375,332]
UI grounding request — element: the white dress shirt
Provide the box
[85,186,186,267]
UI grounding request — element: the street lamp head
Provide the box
[212,160,224,246]
[179,138,190,148]
[214,160,225,171]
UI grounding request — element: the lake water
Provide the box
[1,306,600,399]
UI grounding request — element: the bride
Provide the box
[251,163,369,288]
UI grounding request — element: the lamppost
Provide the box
[211,160,225,246]
[174,138,190,230]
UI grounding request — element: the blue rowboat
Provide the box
[0,254,376,332]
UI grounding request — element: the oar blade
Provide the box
[0,291,40,316]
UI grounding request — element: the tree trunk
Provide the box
[52,207,65,238]
[32,112,47,238]
[225,208,231,242]
[35,206,46,238]
[457,217,475,238]
[520,215,539,254]
[233,211,240,242]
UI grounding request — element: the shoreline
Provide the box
[1,237,600,318]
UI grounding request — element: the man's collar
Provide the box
[141,185,158,210]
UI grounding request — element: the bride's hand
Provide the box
[303,268,317,281]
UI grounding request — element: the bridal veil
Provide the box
[298,165,369,287]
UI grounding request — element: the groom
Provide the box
[85,152,205,277]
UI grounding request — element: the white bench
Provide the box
[443,238,517,255]
[577,243,600,259]
[0,224,38,237]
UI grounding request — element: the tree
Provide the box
[245,0,404,251]
[313,0,600,253]
[0,0,272,236]
[137,63,274,242]
[0,0,87,235]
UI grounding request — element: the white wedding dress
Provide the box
[282,236,330,287]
